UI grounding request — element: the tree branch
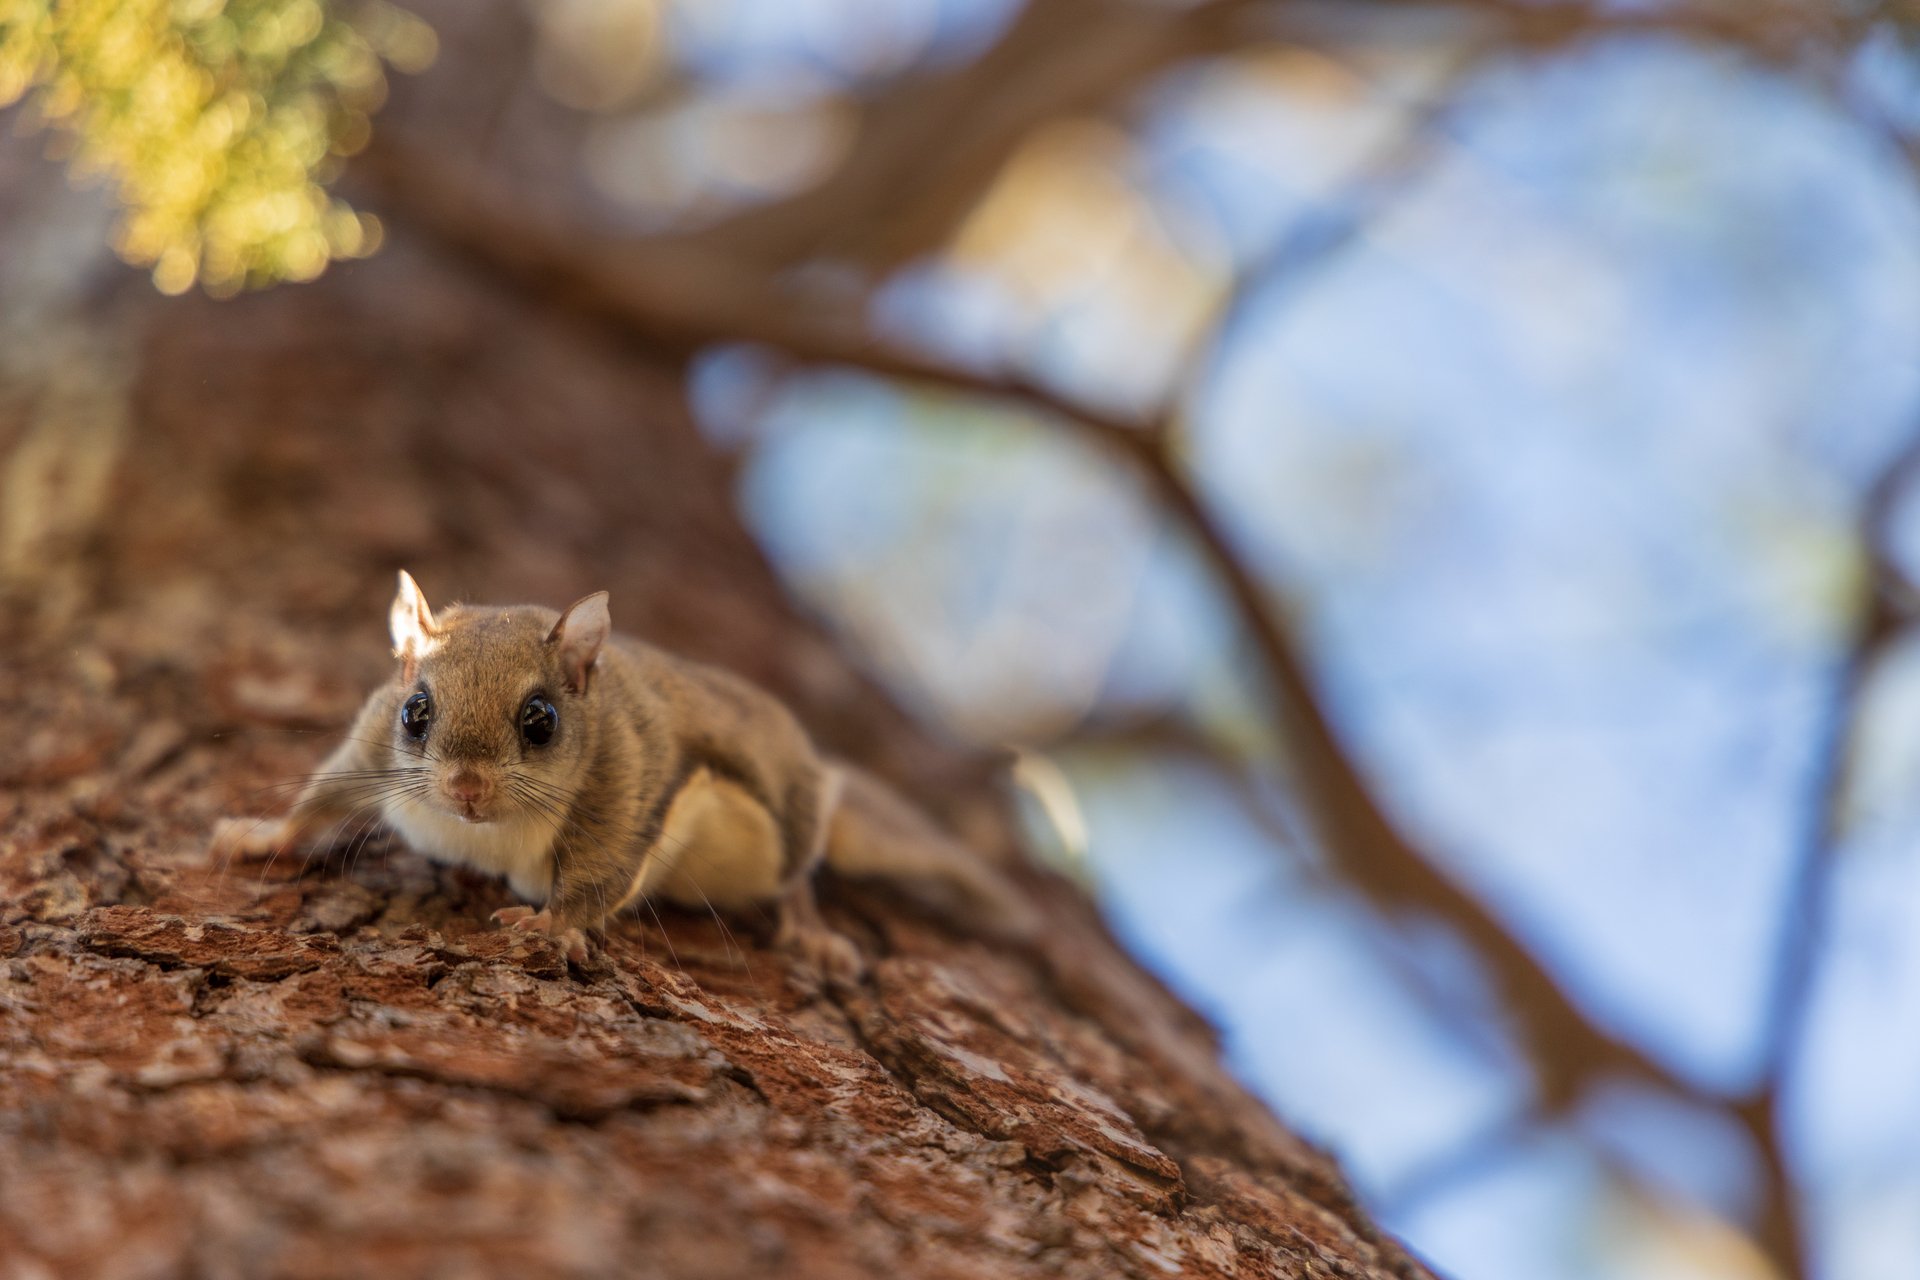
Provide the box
[673,0,1268,276]
[1352,0,1874,64]
[1732,423,1920,1273]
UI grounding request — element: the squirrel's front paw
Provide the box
[210,816,297,865]
[492,906,590,965]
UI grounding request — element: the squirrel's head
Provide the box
[383,570,609,824]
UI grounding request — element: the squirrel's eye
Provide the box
[520,696,558,747]
[400,691,432,740]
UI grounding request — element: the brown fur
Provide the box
[218,572,1033,977]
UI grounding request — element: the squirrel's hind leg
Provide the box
[774,873,863,982]
[771,766,862,982]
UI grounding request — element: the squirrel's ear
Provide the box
[389,570,439,668]
[548,591,611,694]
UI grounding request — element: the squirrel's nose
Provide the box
[445,770,493,806]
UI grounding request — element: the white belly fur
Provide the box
[630,768,785,912]
[384,796,558,902]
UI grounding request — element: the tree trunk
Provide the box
[0,151,1434,1280]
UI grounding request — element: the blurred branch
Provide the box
[1132,48,1808,1267]
[1103,427,1684,1104]
[358,135,1166,420]
[1373,1108,1536,1219]
[1359,0,1878,64]
[674,0,1268,276]
[1049,709,1315,855]
[1151,45,1479,445]
[1731,425,1920,1272]
[681,0,1883,284]
[1054,707,1549,1084]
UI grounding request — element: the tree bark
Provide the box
[0,155,1434,1280]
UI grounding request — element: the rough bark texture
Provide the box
[0,160,1435,1279]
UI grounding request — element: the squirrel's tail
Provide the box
[823,762,1042,943]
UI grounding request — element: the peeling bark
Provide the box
[0,191,1434,1279]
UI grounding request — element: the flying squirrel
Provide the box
[216,571,1039,977]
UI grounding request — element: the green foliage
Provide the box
[0,0,435,294]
